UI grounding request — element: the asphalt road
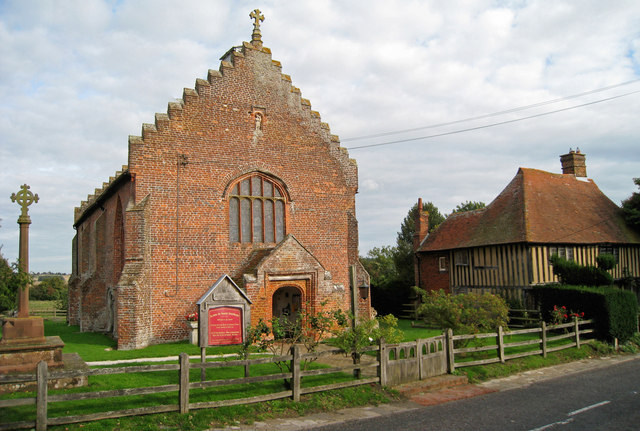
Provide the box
[314,357,640,431]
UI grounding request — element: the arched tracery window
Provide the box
[229,173,286,243]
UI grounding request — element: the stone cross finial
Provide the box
[250,9,264,30]
[250,9,265,47]
[11,184,39,224]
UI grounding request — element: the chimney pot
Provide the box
[560,150,587,177]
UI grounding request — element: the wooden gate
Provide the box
[382,334,446,386]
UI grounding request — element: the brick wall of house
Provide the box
[72,39,366,349]
[417,253,450,293]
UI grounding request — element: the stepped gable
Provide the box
[74,165,129,225]
[126,30,358,191]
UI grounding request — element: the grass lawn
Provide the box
[1,319,397,430]
[29,300,59,311]
[0,317,628,430]
[43,320,239,361]
[396,319,442,341]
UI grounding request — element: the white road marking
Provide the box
[528,400,611,430]
[567,400,611,416]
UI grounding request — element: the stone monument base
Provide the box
[0,335,64,374]
[0,316,46,345]
[0,352,88,395]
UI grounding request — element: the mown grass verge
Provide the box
[459,339,617,383]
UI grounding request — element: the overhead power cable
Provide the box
[346,89,640,150]
[342,78,640,143]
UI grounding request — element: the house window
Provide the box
[454,250,469,266]
[229,174,286,243]
[438,256,448,272]
[598,245,619,263]
[549,246,574,264]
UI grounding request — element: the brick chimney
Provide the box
[560,149,587,177]
[413,198,430,252]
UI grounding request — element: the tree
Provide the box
[395,202,444,288]
[30,276,66,301]
[621,177,640,232]
[0,256,15,313]
[0,256,31,314]
[422,201,445,232]
[360,246,397,288]
[452,200,486,214]
[361,201,445,316]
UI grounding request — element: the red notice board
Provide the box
[208,307,243,345]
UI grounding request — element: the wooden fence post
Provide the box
[291,345,301,402]
[417,339,424,380]
[541,321,547,358]
[498,326,505,363]
[574,317,580,349]
[378,337,387,386]
[179,352,190,414]
[446,329,455,373]
[36,360,48,431]
[201,347,206,382]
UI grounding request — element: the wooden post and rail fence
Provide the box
[0,318,594,430]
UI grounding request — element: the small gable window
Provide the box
[229,173,286,244]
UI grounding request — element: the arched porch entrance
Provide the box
[272,285,303,327]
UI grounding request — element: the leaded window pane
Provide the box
[241,198,251,243]
[263,181,273,197]
[229,198,239,242]
[275,200,285,242]
[251,176,262,196]
[265,200,274,243]
[252,199,263,243]
[240,179,250,196]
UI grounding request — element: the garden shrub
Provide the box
[596,253,616,271]
[549,255,613,286]
[532,284,638,343]
[414,289,509,334]
[331,314,403,367]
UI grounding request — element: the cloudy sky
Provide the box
[1,0,639,273]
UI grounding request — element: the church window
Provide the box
[229,174,286,243]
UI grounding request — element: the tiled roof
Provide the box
[419,168,640,252]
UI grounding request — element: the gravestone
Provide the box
[196,275,252,347]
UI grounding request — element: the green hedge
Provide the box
[549,255,613,286]
[532,284,638,343]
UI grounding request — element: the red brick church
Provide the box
[69,11,370,349]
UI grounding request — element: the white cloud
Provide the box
[1,0,640,271]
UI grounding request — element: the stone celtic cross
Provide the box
[250,9,264,30]
[250,9,265,46]
[11,184,39,224]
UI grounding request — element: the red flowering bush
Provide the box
[550,305,584,325]
[186,312,198,322]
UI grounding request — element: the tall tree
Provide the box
[422,201,445,232]
[622,178,640,232]
[452,200,486,214]
[360,246,397,289]
[362,201,445,316]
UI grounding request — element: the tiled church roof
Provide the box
[419,168,640,252]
